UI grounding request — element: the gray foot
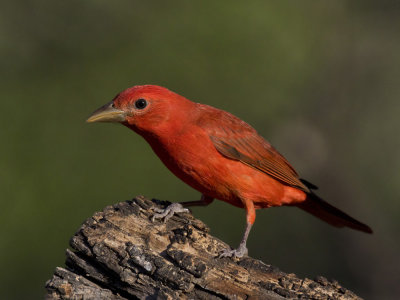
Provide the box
[151,203,189,223]
[219,243,248,258]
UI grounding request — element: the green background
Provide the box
[1,1,399,299]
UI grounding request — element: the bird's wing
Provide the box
[197,105,309,192]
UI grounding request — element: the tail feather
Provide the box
[297,193,373,234]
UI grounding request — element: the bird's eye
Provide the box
[134,98,147,110]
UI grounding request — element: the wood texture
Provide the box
[45,196,362,300]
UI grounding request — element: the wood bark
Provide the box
[45,196,362,300]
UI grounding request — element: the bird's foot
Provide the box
[219,243,248,258]
[151,203,189,223]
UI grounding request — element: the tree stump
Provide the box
[45,196,362,299]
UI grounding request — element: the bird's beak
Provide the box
[86,101,127,123]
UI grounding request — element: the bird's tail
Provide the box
[296,193,373,234]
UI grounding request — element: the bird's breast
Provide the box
[143,128,235,198]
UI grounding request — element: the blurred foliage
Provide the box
[0,1,399,299]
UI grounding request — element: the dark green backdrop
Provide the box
[1,1,399,299]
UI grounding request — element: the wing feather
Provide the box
[198,104,309,192]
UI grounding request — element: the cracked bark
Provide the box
[45,196,362,300]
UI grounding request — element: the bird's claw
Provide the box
[151,203,189,223]
[218,244,248,258]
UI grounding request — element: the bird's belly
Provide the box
[159,148,238,203]
[147,133,306,208]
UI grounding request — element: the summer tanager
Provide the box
[87,85,372,258]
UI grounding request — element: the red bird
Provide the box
[87,85,372,258]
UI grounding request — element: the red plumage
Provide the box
[87,85,372,257]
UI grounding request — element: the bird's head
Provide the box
[87,85,195,135]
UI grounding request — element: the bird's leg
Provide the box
[179,195,214,207]
[219,222,253,258]
[219,199,255,258]
[151,195,214,222]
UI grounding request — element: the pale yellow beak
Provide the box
[86,101,127,123]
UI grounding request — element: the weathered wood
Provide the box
[45,196,362,299]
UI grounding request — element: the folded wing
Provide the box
[197,105,309,192]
